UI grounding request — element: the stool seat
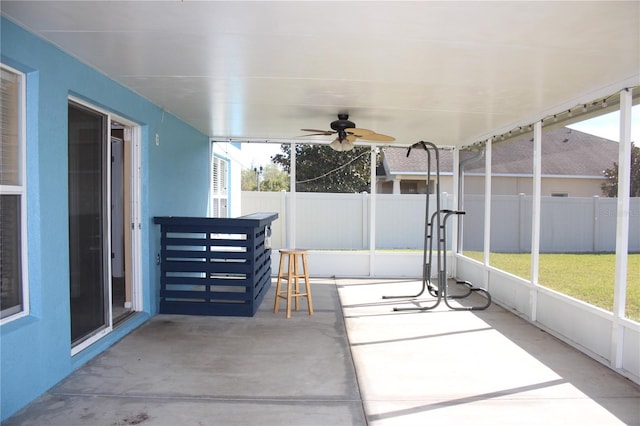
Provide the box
[273,249,313,318]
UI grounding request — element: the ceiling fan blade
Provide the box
[345,134,357,142]
[300,132,335,137]
[345,127,374,136]
[301,128,335,135]
[359,133,396,142]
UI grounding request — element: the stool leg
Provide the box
[293,253,300,312]
[302,253,313,315]
[273,253,286,313]
[286,253,294,319]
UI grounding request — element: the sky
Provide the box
[244,142,283,168]
[568,105,640,143]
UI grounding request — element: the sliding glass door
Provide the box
[68,101,109,344]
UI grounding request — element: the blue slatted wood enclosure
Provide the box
[153,213,278,316]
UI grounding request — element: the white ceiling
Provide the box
[2,1,639,148]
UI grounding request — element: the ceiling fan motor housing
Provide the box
[331,114,355,140]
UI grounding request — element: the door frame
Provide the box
[68,96,142,355]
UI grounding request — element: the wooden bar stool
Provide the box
[273,249,313,318]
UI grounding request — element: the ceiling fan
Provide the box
[300,113,396,151]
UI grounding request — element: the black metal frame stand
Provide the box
[382,141,438,299]
[383,141,491,312]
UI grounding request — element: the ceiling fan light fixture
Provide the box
[329,137,355,152]
[342,139,355,151]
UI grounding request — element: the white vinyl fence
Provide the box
[242,191,640,253]
[462,194,640,252]
[242,191,457,251]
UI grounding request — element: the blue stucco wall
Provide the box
[0,18,210,420]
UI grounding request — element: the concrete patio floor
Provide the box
[5,278,640,425]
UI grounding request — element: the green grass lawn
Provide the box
[463,251,640,322]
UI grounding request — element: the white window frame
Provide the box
[211,155,229,218]
[0,64,29,324]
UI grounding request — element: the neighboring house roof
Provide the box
[380,127,619,178]
[380,146,454,177]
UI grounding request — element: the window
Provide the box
[1,65,27,321]
[400,181,418,194]
[489,132,534,279]
[211,156,228,217]
[459,146,486,261]
[538,103,621,314]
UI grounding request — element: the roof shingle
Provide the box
[381,127,618,177]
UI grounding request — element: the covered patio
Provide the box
[6,278,639,426]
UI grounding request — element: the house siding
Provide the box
[0,18,210,420]
[462,175,605,197]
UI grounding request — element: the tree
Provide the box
[272,144,377,193]
[241,164,289,191]
[241,167,257,191]
[601,142,640,197]
[260,164,289,191]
